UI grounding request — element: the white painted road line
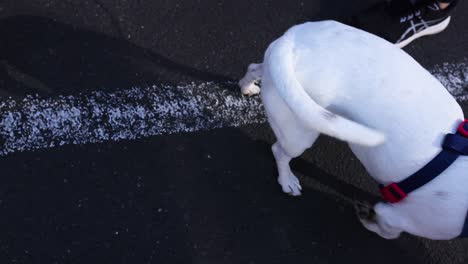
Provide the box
[0,83,265,156]
[431,61,468,102]
[0,61,467,156]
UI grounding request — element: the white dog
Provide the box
[239,21,468,240]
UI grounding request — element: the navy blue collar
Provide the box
[380,120,468,203]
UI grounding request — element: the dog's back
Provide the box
[261,21,464,183]
[239,20,468,240]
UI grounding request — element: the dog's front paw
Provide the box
[354,200,376,222]
[239,82,261,96]
[278,174,302,196]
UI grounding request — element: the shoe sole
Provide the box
[396,16,451,48]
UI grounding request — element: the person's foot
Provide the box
[394,2,452,48]
[352,0,458,48]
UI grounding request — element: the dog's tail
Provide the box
[266,34,385,146]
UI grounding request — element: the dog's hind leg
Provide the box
[272,142,302,196]
[271,130,320,196]
[355,201,403,239]
[239,63,263,96]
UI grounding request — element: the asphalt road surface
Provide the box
[0,0,467,263]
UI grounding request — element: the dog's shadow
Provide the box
[240,124,435,259]
[291,155,381,204]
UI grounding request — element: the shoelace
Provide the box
[399,2,440,23]
[400,10,422,23]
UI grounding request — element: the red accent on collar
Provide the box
[380,183,407,203]
[458,120,468,138]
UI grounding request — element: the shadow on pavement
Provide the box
[0,15,234,98]
[0,127,423,263]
